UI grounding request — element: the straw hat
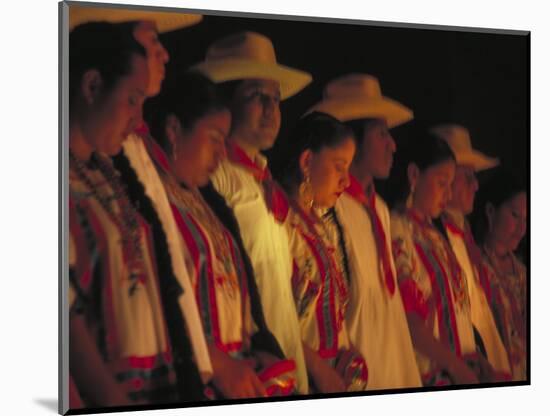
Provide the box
[191,31,312,100]
[69,5,203,33]
[306,74,413,128]
[430,124,499,171]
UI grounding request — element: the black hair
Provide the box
[274,111,354,192]
[145,71,229,156]
[215,80,243,108]
[69,22,146,107]
[386,130,456,209]
[407,131,456,172]
[472,168,526,243]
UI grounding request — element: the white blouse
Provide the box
[335,193,422,389]
[211,154,308,394]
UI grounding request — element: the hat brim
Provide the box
[305,96,413,128]
[191,58,312,100]
[69,6,203,33]
[456,150,499,171]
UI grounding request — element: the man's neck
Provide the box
[350,165,373,194]
[230,136,259,161]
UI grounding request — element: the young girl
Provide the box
[475,171,527,381]
[390,133,490,386]
[276,112,368,393]
[146,71,296,399]
[69,23,179,407]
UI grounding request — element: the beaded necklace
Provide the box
[69,149,145,295]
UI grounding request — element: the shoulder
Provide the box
[212,159,242,182]
[390,210,411,236]
[211,159,245,197]
[374,193,390,216]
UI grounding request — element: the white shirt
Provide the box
[122,133,213,383]
[211,153,309,394]
[335,193,422,389]
[444,210,511,375]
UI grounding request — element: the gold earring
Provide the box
[299,173,314,210]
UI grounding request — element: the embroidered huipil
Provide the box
[121,127,212,382]
[163,176,254,355]
[69,157,178,404]
[391,209,476,385]
[482,248,527,381]
[286,201,367,391]
[442,210,511,376]
[211,142,308,393]
[330,177,421,389]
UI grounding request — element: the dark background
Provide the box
[161,13,529,258]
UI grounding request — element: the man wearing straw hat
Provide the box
[192,31,312,394]
[307,73,422,389]
[68,4,213,401]
[432,124,512,380]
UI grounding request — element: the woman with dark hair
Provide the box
[390,132,489,386]
[145,71,296,400]
[276,112,368,393]
[70,10,213,402]
[68,22,180,407]
[475,170,527,381]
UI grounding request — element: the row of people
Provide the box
[67,7,527,409]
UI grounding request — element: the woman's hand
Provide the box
[254,350,284,369]
[70,314,133,407]
[302,343,346,393]
[447,358,480,385]
[209,345,267,399]
[311,360,347,393]
[405,313,481,385]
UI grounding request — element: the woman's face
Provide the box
[306,136,356,208]
[489,191,527,252]
[85,53,149,156]
[411,159,456,219]
[172,109,231,188]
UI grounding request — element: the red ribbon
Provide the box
[443,214,492,302]
[226,141,289,223]
[345,175,395,296]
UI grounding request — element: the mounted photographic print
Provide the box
[59,1,529,414]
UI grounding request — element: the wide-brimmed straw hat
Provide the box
[191,31,312,100]
[430,124,499,171]
[69,5,203,33]
[306,74,413,128]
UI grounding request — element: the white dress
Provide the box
[334,191,422,389]
[211,142,308,394]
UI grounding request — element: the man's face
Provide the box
[133,21,169,98]
[449,164,479,214]
[354,119,396,179]
[229,79,281,152]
